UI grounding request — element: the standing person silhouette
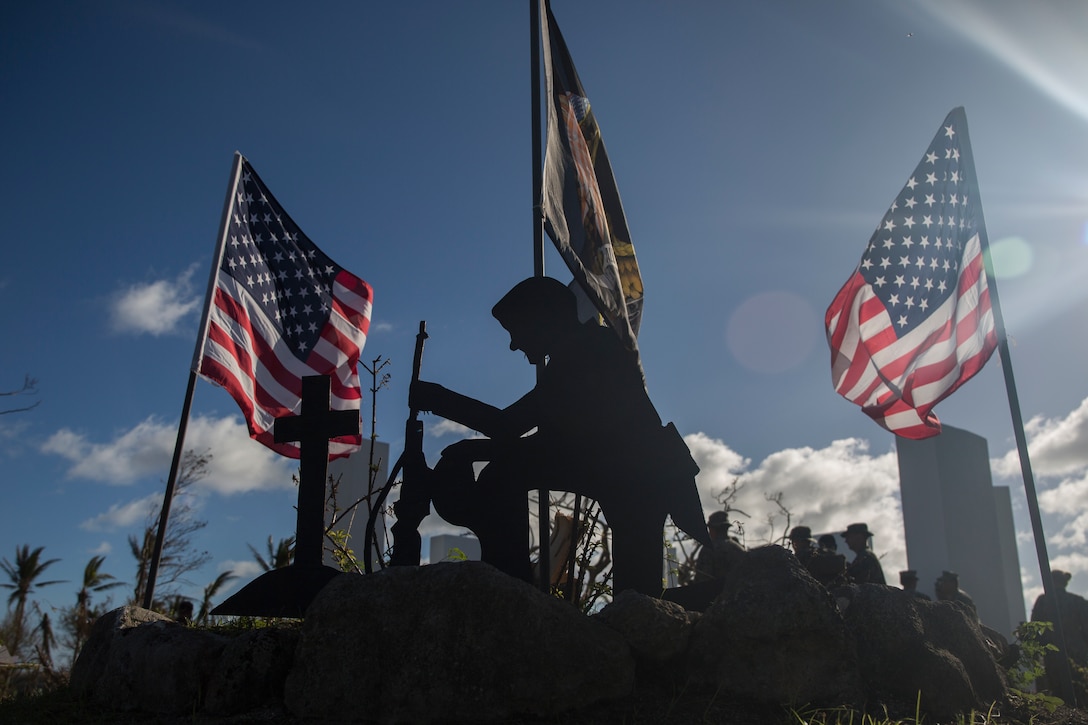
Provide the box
[841,523,886,585]
[409,277,709,595]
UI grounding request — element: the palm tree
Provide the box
[72,555,125,656]
[248,535,295,571]
[0,545,64,655]
[36,610,56,672]
[128,528,154,605]
[196,571,237,625]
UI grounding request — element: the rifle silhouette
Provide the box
[364,320,429,573]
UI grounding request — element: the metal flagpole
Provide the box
[530,0,550,593]
[143,153,243,609]
[988,269,1078,706]
[960,118,1077,705]
[143,370,197,609]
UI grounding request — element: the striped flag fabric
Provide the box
[540,1,643,352]
[195,154,373,458]
[825,107,997,439]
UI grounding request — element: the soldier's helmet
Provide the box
[492,276,577,329]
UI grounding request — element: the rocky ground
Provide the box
[10,558,1087,724]
[3,686,1088,725]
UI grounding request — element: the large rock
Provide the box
[594,589,697,666]
[205,626,301,715]
[839,583,1007,719]
[71,605,228,714]
[686,545,861,706]
[284,561,635,723]
[69,606,171,696]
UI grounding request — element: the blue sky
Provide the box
[2,1,1087,632]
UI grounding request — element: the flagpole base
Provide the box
[210,564,341,618]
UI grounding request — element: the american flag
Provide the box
[825,107,998,439]
[541,1,643,352]
[195,154,373,458]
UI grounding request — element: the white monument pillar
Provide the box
[326,440,389,571]
[896,425,1025,638]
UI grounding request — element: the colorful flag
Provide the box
[825,107,997,439]
[195,154,373,458]
[540,1,643,351]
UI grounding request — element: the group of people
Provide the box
[788,522,981,617]
[694,517,891,588]
[697,514,984,618]
[786,522,886,588]
[899,569,978,616]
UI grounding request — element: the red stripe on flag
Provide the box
[199,278,363,459]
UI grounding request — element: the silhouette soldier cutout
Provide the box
[409,277,710,596]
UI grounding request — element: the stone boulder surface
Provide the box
[839,583,1008,719]
[284,561,635,723]
[593,589,696,666]
[205,626,301,715]
[685,545,862,706]
[69,605,171,698]
[71,556,1011,722]
[70,605,228,714]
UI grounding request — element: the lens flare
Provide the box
[987,236,1034,279]
[726,291,820,374]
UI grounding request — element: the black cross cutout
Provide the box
[275,375,359,569]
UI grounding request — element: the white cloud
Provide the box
[1038,469,1088,518]
[683,432,749,511]
[186,416,297,495]
[42,414,295,494]
[994,396,1088,479]
[429,419,478,438]
[88,541,113,555]
[109,265,201,336]
[222,559,264,579]
[985,395,1088,605]
[79,492,162,532]
[43,419,179,484]
[990,395,1088,572]
[1035,487,1088,550]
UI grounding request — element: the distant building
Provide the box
[896,425,1026,639]
[429,534,481,563]
[326,440,389,571]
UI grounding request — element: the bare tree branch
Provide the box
[0,375,40,415]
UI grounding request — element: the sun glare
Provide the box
[917,1,1088,124]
